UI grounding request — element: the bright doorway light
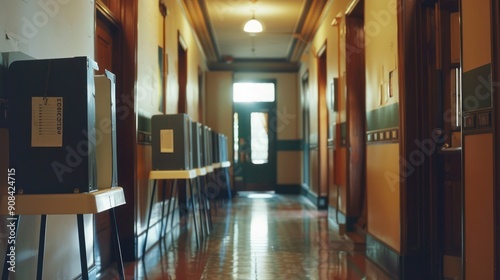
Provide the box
[247,193,274,199]
[233,82,275,103]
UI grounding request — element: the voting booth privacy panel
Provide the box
[7,57,118,194]
[151,115,230,170]
[151,114,193,171]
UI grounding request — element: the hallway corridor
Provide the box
[103,194,391,280]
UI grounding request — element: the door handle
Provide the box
[438,143,462,155]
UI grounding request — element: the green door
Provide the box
[233,102,276,192]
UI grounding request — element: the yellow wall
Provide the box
[277,152,302,184]
[205,71,235,187]
[138,0,207,119]
[163,0,208,118]
[300,1,401,254]
[137,1,165,119]
[205,71,233,151]
[300,0,348,198]
[366,144,400,251]
[464,134,494,279]
[462,0,494,278]
[364,0,400,252]
[461,0,491,72]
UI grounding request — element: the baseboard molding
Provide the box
[366,233,431,279]
[301,185,317,207]
[327,206,347,225]
[317,196,328,210]
[275,184,302,194]
[86,264,98,279]
[366,233,401,279]
[300,185,327,210]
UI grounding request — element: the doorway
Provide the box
[301,72,311,189]
[436,2,462,279]
[344,0,366,229]
[95,2,120,270]
[233,82,277,192]
[178,33,188,114]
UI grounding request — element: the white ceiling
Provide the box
[184,0,328,71]
[206,0,305,60]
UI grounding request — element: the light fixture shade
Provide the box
[243,19,263,33]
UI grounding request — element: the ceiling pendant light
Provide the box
[243,11,263,33]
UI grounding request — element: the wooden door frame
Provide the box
[95,0,123,269]
[232,79,278,191]
[108,0,138,261]
[398,0,441,278]
[177,32,188,114]
[317,43,328,209]
[301,70,311,188]
[491,0,500,277]
[344,7,366,224]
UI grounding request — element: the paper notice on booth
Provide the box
[160,129,174,153]
[31,97,63,147]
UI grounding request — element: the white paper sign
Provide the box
[160,129,174,153]
[31,97,63,147]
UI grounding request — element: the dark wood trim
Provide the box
[182,0,217,61]
[398,0,441,278]
[491,0,500,277]
[289,0,328,63]
[177,31,188,114]
[345,9,366,221]
[366,233,401,278]
[276,139,302,151]
[317,42,328,207]
[114,0,138,261]
[96,0,120,28]
[275,184,302,194]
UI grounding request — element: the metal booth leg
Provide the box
[188,179,200,248]
[110,208,125,280]
[160,180,167,239]
[142,179,158,257]
[170,179,179,229]
[77,214,89,280]
[36,215,47,280]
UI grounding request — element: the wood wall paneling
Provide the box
[397,0,437,278]
[345,15,366,221]
[114,0,138,261]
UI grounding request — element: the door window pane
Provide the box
[251,112,268,164]
[233,82,275,103]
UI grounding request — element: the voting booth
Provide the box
[151,114,193,170]
[8,57,98,194]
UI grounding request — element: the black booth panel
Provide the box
[8,57,97,194]
[191,122,201,169]
[151,114,192,170]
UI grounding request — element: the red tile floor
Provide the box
[101,193,391,280]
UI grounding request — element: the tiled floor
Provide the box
[102,193,391,280]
